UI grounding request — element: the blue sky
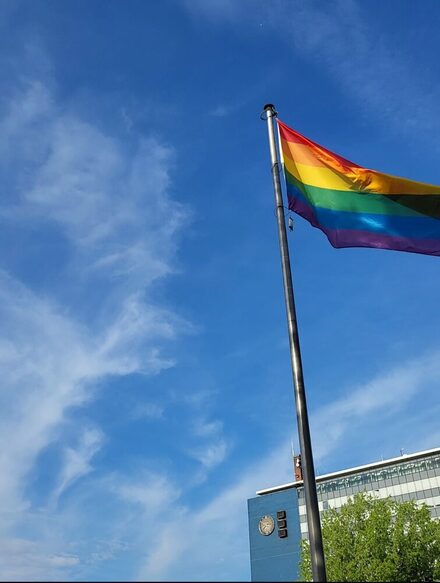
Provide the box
[0,0,440,580]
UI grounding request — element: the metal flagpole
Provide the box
[263,104,327,582]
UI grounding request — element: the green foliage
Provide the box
[300,493,440,582]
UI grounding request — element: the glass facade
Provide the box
[298,453,440,538]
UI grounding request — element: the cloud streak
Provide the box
[52,428,104,504]
[0,52,191,579]
[187,0,440,140]
[1,80,188,291]
[135,348,440,581]
[311,349,440,459]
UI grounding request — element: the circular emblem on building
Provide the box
[258,514,275,536]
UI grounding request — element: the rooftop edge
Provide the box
[256,446,440,496]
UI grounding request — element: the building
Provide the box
[248,447,440,582]
[248,485,302,582]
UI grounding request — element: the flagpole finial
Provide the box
[261,104,277,120]
[263,103,277,115]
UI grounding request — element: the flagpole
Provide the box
[263,104,327,582]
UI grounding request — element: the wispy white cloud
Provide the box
[137,438,292,581]
[311,349,440,459]
[115,472,181,515]
[97,293,185,374]
[187,0,440,139]
[272,0,440,136]
[132,402,165,420]
[190,438,229,471]
[52,428,104,504]
[209,104,232,118]
[0,270,180,524]
[1,80,188,290]
[0,272,101,517]
[192,418,224,438]
[188,417,229,471]
[136,348,440,581]
[0,538,79,582]
[2,292,431,582]
[0,47,190,579]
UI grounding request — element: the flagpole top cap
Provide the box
[262,104,277,117]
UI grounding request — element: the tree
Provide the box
[300,493,440,582]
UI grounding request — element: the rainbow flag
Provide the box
[278,120,440,256]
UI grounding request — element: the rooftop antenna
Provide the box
[291,440,295,476]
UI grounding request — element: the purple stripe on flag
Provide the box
[288,195,440,256]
